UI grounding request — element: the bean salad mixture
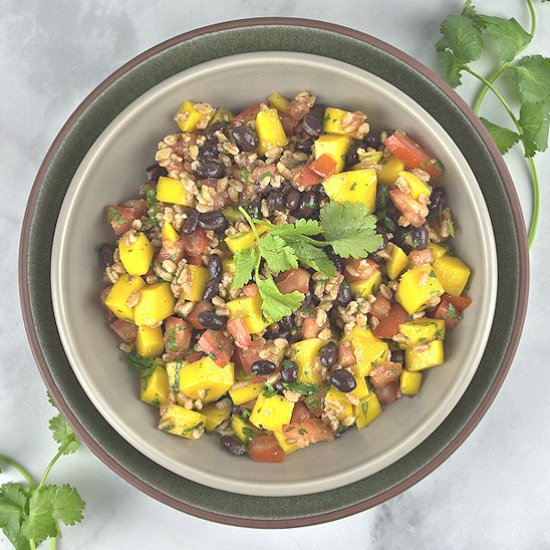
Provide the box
[99,91,472,462]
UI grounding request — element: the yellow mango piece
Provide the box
[224,225,269,254]
[229,382,262,406]
[351,375,369,401]
[179,265,208,302]
[256,108,288,154]
[398,319,446,349]
[428,243,447,260]
[156,176,192,206]
[349,270,382,298]
[158,403,206,440]
[342,327,390,377]
[351,150,384,170]
[398,171,432,200]
[314,134,353,173]
[433,255,471,296]
[323,107,368,138]
[222,259,236,276]
[268,92,290,114]
[400,370,423,396]
[249,392,294,433]
[140,363,169,406]
[378,155,405,184]
[136,325,164,357]
[290,338,325,385]
[395,265,444,314]
[178,357,234,403]
[274,430,299,454]
[387,245,409,280]
[133,282,175,327]
[325,387,353,421]
[201,403,231,432]
[104,274,146,322]
[210,107,233,125]
[405,340,444,372]
[166,360,183,390]
[323,169,377,213]
[231,414,259,442]
[161,221,179,243]
[354,393,382,430]
[119,232,154,277]
[175,100,214,132]
[226,295,268,334]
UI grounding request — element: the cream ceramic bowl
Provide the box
[51,52,497,497]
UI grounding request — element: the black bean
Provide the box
[375,223,389,250]
[302,106,324,137]
[198,311,225,330]
[330,369,357,393]
[198,142,218,161]
[251,360,276,375]
[285,189,301,212]
[244,198,261,220]
[297,191,320,219]
[180,208,199,235]
[195,160,225,180]
[220,435,246,456]
[320,342,338,368]
[363,133,382,149]
[145,164,167,182]
[207,254,223,280]
[430,187,446,211]
[346,142,363,167]
[267,190,285,213]
[231,125,258,152]
[392,350,405,364]
[392,226,411,248]
[204,121,228,142]
[300,288,319,310]
[202,280,220,302]
[279,315,293,332]
[265,329,291,341]
[412,226,429,250]
[336,280,352,306]
[98,244,115,267]
[294,138,314,154]
[281,360,298,384]
[198,212,228,231]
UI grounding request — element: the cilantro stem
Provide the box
[38,439,72,490]
[0,454,37,488]
[29,539,37,550]
[50,536,57,549]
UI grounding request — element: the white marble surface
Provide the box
[1,1,549,548]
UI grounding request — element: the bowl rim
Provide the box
[19,17,529,528]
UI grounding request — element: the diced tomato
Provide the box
[375,381,401,405]
[309,154,337,178]
[370,362,403,388]
[164,317,191,358]
[105,205,137,236]
[432,293,471,329]
[282,419,335,446]
[276,268,311,294]
[122,199,147,218]
[236,337,265,374]
[109,319,138,343]
[292,164,321,187]
[291,401,312,423]
[242,284,259,297]
[385,134,443,179]
[408,248,433,267]
[99,286,112,307]
[344,258,379,282]
[449,295,472,311]
[281,114,300,135]
[253,164,278,183]
[182,227,209,256]
[240,399,257,410]
[306,390,325,417]
[157,239,186,264]
[187,254,204,266]
[232,103,264,126]
[338,341,356,367]
[199,179,219,188]
[198,329,234,367]
[302,317,321,339]
[389,188,427,228]
[184,351,204,362]
[288,95,313,121]
[370,293,392,319]
[248,433,285,463]
[227,317,252,349]
[373,303,408,339]
[187,301,212,329]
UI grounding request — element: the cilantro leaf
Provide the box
[257,276,304,322]
[284,238,336,277]
[270,218,323,238]
[319,201,383,258]
[258,235,298,274]
[512,55,550,105]
[232,247,259,288]
[0,483,31,549]
[439,14,483,63]
[519,101,550,157]
[48,415,80,455]
[475,15,531,63]
[480,118,520,154]
[438,50,465,87]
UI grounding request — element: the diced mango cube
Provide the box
[231,414,259,442]
[400,370,423,396]
[354,393,382,430]
[387,245,409,280]
[136,325,164,357]
[224,225,268,254]
[140,363,169,406]
[324,387,353,421]
[104,274,146,322]
[158,403,206,440]
[161,221,179,243]
[290,338,325,385]
[433,255,471,296]
[268,92,290,114]
[209,107,233,125]
[428,243,447,260]
[165,360,183,390]
[249,392,294,433]
[229,382,262,406]
[349,270,382,298]
[351,150,383,170]
[395,265,444,314]
[398,171,432,200]
[323,169,377,213]
[226,295,268,334]
[222,259,236,276]
[398,319,446,348]
[378,155,405,184]
[119,232,154,276]
[342,327,390,377]
[405,340,444,371]
[179,265,208,302]
[274,430,299,454]
[201,403,231,432]
[178,357,234,403]
[133,282,175,327]
[156,176,192,206]
[323,107,368,139]
[351,375,370,401]
[256,108,288,154]
[175,100,214,132]
[314,134,353,173]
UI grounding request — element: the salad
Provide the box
[99,91,472,462]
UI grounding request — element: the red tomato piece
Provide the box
[164,317,192,358]
[197,329,234,367]
[373,303,409,339]
[408,248,434,267]
[105,205,137,236]
[248,434,285,463]
[389,188,427,228]
[122,199,147,218]
[288,95,313,121]
[187,301,212,329]
[291,401,312,423]
[375,381,401,405]
[302,317,321,339]
[370,293,392,319]
[370,361,403,388]
[432,293,471,329]
[109,319,138,343]
[184,351,204,363]
[157,239,186,265]
[344,258,379,282]
[281,114,300,135]
[276,268,311,294]
[232,103,264,126]
[292,164,321,187]
[309,154,337,178]
[182,227,209,256]
[449,295,473,311]
[282,419,335,446]
[227,317,252,349]
[236,337,265,375]
[338,341,356,368]
[384,134,443,179]
[242,284,259,297]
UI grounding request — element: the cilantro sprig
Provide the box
[0,395,85,549]
[436,0,549,248]
[232,202,382,322]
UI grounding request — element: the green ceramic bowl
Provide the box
[20,19,528,527]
